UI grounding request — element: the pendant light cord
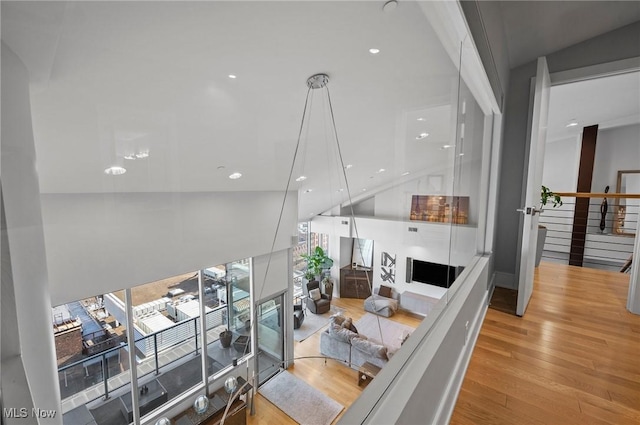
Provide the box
[326,86,385,346]
[257,87,313,303]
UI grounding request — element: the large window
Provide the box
[55,258,253,424]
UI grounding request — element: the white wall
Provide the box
[1,43,62,424]
[253,248,290,302]
[351,217,476,301]
[41,191,298,306]
[591,124,640,234]
[592,124,640,191]
[312,214,475,301]
[542,135,581,192]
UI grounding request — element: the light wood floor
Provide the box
[247,297,423,425]
[247,263,639,424]
[451,262,640,425]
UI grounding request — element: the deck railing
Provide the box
[58,303,232,408]
[539,192,638,271]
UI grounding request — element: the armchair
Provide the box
[305,281,331,314]
[293,303,305,329]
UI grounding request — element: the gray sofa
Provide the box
[320,315,393,369]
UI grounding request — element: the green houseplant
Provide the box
[301,246,334,280]
[536,185,563,267]
[540,185,563,210]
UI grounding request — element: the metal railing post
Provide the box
[194,317,199,355]
[154,333,160,375]
[102,353,109,400]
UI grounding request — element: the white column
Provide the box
[1,42,62,423]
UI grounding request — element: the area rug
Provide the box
[354,313,416,348]
[259,370,343,425]
[293,305,344,342]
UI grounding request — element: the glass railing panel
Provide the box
[447,37,491,301]
[227,259,252,359]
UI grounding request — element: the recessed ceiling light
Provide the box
[135,151,149,159]
[229,172,242,179]
[441,144,453,149]
[377,168,386,173]
[228,74,237,79]
[295,175,307,182]
[369,48,380,55]
[362,188,367,192]
[344,164,353,170]
[566,121,578,127]
[459,153,465,156]
[402,171,410,176]
[417,117,426,121]
[104,166,126,176]
[416,133,429,140]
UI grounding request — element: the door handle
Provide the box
[517,207,541,216]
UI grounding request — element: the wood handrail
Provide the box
[554,192,640,199]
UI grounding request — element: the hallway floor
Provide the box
[451,262,640,424]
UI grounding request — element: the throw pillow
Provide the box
[309,288,321,301]
[328,324,357,343]
[342,317,352,329]
[378,285,392,298]
[351,337,388,359]
[330,314,345,326]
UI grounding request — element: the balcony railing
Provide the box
[58,303,246,412]
[539,192,638,271]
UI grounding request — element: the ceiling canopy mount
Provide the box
[306,73,329,90]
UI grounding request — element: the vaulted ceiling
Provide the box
[2,1,639,219]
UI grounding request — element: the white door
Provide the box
[516,57,551,316]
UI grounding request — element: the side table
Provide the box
[357,361,381,388]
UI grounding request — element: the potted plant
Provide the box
[303,269,316,283]
[536,185,563,266]
[219,328,232,348]
[321,276,334,300]
[301,246,334,280]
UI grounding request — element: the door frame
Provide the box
[254,291,286,387]
[516,56,640,315]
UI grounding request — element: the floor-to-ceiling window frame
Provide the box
[255,291,285,386]
[56,258,255,424]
